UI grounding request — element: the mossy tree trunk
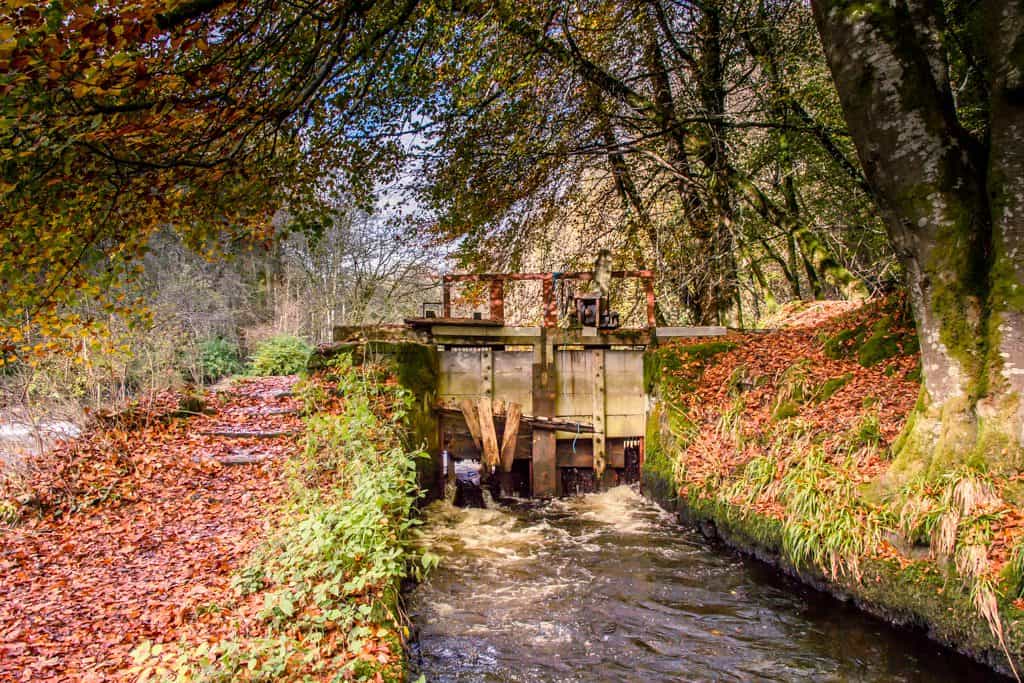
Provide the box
[812,0,1024,479]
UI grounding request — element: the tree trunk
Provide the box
[812,0,1024,480]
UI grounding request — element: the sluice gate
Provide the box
[435,331,646,497]
[333,267,724,499]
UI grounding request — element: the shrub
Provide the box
[248,335,312,376]
[198,338,243,383]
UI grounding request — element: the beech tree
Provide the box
[811,0,1024,479]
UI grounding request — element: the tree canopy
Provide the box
[4,0,1024,470]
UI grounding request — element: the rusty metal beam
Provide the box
[489,279,505,322]
[443,270,654,283]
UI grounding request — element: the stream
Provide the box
[408,486,999,682]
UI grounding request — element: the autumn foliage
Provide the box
[0,361,428,681]
[647,297,1024,669]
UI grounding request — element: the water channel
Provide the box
[408,486,1001,682]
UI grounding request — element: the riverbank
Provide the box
[0,355,430,681]
[642,297,1024,678]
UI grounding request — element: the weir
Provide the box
[332,266,724,499]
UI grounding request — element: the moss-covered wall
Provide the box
[309,341,441,499]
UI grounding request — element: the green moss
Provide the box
[642,404,678,503]
[384,342,438,398]
[823,325,865,360]
[857,316,903,367]
[644,341,737,399]
[679,340,738,359]
[905,364,922,382]
[816,373,853,403]
[306,343,358,372]
[772,400,801,421]
[851,412,883,448]
[820,301,918,369]
[643,347,677,394]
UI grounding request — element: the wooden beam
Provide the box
[532,430,557,497]
[459,399,482,451]
[436,407,595,433]
[500,402,521,473]
[477,396,501,470]
[644,278,656,327]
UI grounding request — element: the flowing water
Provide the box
[408,486,1001,682]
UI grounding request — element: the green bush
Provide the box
[248,335,312,376]
[198,337,243,382]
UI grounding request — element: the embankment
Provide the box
[642,298,1024,678]
[1,347,437,682]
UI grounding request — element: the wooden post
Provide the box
[592,349,607,480]
[489,278,505,323]
[531,329,557,496]
[499,402,522,498]
[500,403,522,473]
[459,399,482,452]
[481,347,493,401]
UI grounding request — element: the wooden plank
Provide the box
[432,325,542,337]
[532,327,557,496]
[499,403,521,473]
[556,451,593,468]
[493,351,534,414]
[606,414,646,438]
[459,399,483,451]
[439,349,484,398]
[436,407,594,433]
[477,396,500,470]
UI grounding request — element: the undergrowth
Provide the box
[129,356,435,681]
[248,335,313,376]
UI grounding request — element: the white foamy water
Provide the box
[408,485,999,683]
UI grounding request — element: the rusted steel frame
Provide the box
[644,278,656,327]
[443,270,653,282]
[489,279,504,322]
[442,270,656,326]
[542,274,557,327]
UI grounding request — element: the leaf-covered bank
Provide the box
[1,353,434,681]
[643,298,1024,678]
[127,356,435,681]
